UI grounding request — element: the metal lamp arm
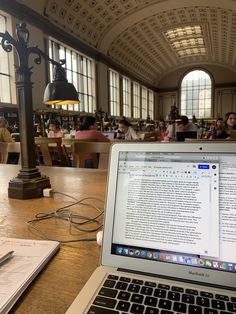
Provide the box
[0,23,64,73]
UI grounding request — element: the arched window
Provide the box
[180,69,212,118]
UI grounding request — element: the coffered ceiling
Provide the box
[15,0,236,86]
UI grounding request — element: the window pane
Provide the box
[122,77,131,117]
[148,90,154,120]
[180,70,212,119]
[141,86,148,119]
[109,69,120,116]
[133,82,140,118]
[49,38,96,112]
[0,14,13,104]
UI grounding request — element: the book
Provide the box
[0,237,60,314]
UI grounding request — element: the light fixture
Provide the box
[0,22,79,199]
[44,62,79,105]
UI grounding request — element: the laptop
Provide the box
[102,132,116,140]
[67,142,236,314]
[176,131,197,141]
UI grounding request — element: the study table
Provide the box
[0,164,108,314]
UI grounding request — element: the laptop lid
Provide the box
[176,131,197,141]
[102,142,236,289]
[102,132,116,140]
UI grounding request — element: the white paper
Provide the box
[0,238,60,314]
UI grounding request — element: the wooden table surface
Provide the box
[0,165,108,314]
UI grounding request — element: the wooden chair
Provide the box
[7,142,21,164]
[72,141,111,169]
[61,138,81,156]
[35,137,69,167]
[0,142,8,164]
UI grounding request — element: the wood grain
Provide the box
[0,165,107,314]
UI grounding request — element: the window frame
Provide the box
[141,86,148,119]
[48,38,96,113]
[180,68,213,119]
[148,89,154,120]
[0,11,16,105]
[108,69,120,117]
[122,76,131,118]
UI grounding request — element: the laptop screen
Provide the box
[111,150,236,273]
[102,132,116,140]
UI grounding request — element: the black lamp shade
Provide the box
[43,80,79,105]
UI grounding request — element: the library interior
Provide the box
[0,0,236,314]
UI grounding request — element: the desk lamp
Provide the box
[0,23,79,199]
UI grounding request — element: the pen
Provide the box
[0,250,14,266]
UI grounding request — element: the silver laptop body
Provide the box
[67,142,236,314]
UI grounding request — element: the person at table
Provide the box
[0,117,14,142]
[75,116,110,142]
[165,115,197,140]
[75,116,109,168]
[156,119,167,141]
[216,111,236,139]
[118,119,139,140]
[47,120,64,138]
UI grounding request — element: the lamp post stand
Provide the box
[8,67,51,199]
[0,23,53,199]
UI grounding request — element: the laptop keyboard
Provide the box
[86,274,236,314]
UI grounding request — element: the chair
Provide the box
[35,137,69,166]
[7,142,21,164]
[72,141,111,169]
[61,138,81,155]
[0,143,8,164]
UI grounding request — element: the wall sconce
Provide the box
[0,23,79,199]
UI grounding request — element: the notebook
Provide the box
[0,238,60,314]
[66,142,236,314]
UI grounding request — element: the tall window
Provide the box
[122,77,131,117]
[141,87,148,119]
[109,69,120,116]
[133,82,140,118]
[49,39,96,112]
[148,90,154,120]
[0,13,15,104]
[181,69,212,118]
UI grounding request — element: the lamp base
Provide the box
[8,168,51,199]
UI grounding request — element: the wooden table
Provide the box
[0,165,108,314]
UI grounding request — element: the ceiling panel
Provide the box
[16,0,236,86]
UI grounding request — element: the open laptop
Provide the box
[176,131,197,141]
[102,132,116,140]
[67,142,236,314]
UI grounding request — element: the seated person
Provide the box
[0,117,15,142]
[177,115,198,132]
[35,125,44,137]
[47,120,64,138]
[75,116,109,168]
[166,116,197,140]
[156,119,167,141]
[75,116,110,142]
[216,112,236,139]
[118,119,139,140]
